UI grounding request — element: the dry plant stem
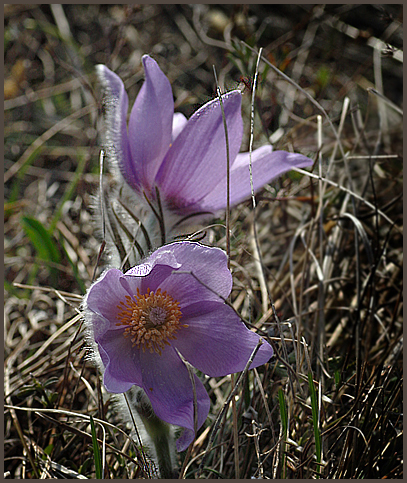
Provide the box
[323,355,402,438]
[299,227,324,361]
[252,422,264,478]
[192,6,230,51]
[327,97,350,177]
[250,222,268,315]
[10,283,82,301]
[248,47,262,210]
[253,368,272,428]
[373,43,390,150]
[180,352,198,432]
[247,47,269,327]
[366,87,403,116]
[68,359,98,408]
[212,67,231,271]
[300,98,348,379]
[273,421,283,479]
[322,98,351,281]
[287,75,364,382]
[214,65,239,478]
[230,372,239,478]
[247,47,295,399]
[8,331,82,394]
[36,412,113,477]
[178,443,193,479]
[315,115,326,381]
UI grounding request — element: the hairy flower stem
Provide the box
[127,388,175,478]
[138,409,175,479]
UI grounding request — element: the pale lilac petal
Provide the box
[200,145,314,212]
[85,311,124,346]
[121,264,174,296]
[122,247,180,282]
[119,244,181,294]
[172,112,188,141]
[156,91,243,209]
[120,243,232,307]
[86,268,137,337]
[128,55,174,192]
[149,242,232,300]
[174,302,273,377]
[158,270,226,309]
[96,65,137,189]
[98,330,142,393]
[141,346,210,451]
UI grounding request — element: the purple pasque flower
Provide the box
[84,241,273,451]
[97,55,313,221]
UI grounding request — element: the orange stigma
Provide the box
[116,288,186,354]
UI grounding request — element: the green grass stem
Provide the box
[89,415,103,479]
[308,373,322,475]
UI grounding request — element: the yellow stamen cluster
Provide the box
[116,288,186,354]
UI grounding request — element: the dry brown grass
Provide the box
[5,5,402,479]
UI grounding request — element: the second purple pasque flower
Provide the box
[97,55,313,220]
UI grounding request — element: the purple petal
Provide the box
[149,242,232,301]
[141,346,210,451]
[200,145,314,212]
[120,242,232,307]
[119,243,182,294]
[85,311,124,348]
[120,245,180,295]
[96,65,137,189]
[98,330,143,393]
[172,112,188,141]
[126,243,181,275]
[85,268,137,337]
[174,302,273,377]
[121,264,175,296]
[156,269,226,309]
[156,91,243,210]
[128,55,174,193]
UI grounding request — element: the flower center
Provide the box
[116,288,186,354]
